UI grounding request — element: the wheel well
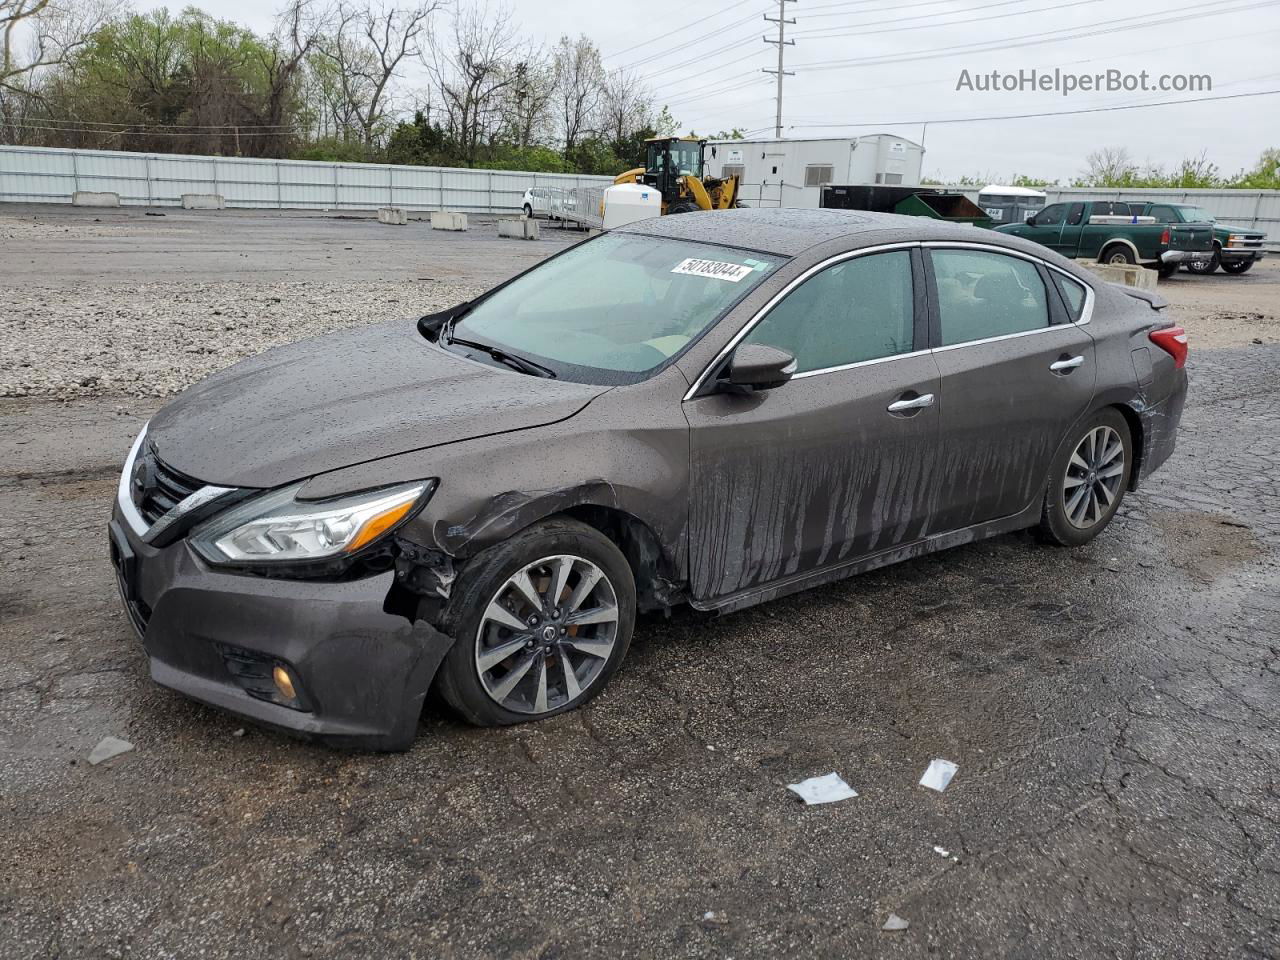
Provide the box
[1109,402,1145,490]
[561,505,682,612]
[1099,240,1138,262]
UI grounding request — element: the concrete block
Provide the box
[377,206,408,225]
[71,191,120,208]
[1081,262,1156,290]
[431,211,468,231]
[497,217,539,240]
[181,193,225,210]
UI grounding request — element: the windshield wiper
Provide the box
[447,333,557,379]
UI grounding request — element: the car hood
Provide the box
[148,319,608,489]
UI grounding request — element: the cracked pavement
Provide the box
[1,214,1278,958]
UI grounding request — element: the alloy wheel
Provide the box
[474,554,619,715]
[1063,425,1125,529]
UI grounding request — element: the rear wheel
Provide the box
[1038,409,1133,547]
[437,518,635,726]
[1221,258,1255,275]
[1101,245,1136,266]
[1186,246,1220,274]
[522,203,533,218]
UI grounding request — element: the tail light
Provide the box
[1160,228,1170,245]
[1150,325,1188,369]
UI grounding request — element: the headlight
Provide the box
[190,480,433,565]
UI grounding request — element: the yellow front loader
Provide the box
[613,137,739,215]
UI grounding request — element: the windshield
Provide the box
[1176,206,1217,222]
[449,233,781,383]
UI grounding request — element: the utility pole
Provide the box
[763,0,796,139]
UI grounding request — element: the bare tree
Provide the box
[1,0,116,95]
[502,50,554,150]
[429,2,525,166]
[320,0,439,154]
[1080,146,1137,186]
[599,67,651,152]
[248,0,327,157]
[552,33,603,157]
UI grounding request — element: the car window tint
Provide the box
[1066,202,1085,225]
[1149,205,1177,222]
[1053,273,1088,320]
[1037,203,1066,226]
[932,249,1049,346]
[743,250,915,374]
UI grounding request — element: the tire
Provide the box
[436,517,636,727]
[1186,246,1220,274]
[667,199,701,215]
[1101,245,1136,266]
[1221,258,1255,275]
[1157,263,1178,280]
[1037,408,1133,547]
[522,204,533,218]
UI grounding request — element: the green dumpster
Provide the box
[892,192,993,228]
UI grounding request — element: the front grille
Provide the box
[134,451,202,525]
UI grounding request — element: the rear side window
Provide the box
[1066,203,1085,225]
[931,249,1049,346]
[744,250,915,373]
[1149,205,1178,222]
[1053,273,1088,321]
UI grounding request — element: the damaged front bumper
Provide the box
[109,507,455,751]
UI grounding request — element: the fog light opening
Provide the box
[273,665,298,702]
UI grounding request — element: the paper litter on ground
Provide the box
[919,758,958,792]
[933,845,950,857]
[882,913,910,931]
[786,772,858,805]
[88,736,134,765]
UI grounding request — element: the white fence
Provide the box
[0,145,614,213]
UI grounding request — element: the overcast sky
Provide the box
[137,0,1280,181]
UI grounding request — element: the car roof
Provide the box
[617,207,1080,265]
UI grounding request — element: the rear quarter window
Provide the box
[1052,273,1089,321]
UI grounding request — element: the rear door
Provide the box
[684,246,941,603]
[924,245,1097,533]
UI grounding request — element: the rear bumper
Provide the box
[1136,368,1189,484]
[1160,249,1213,264]
[109,509,454,751]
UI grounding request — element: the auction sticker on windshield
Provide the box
[671,258,754,282]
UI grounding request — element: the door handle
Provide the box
[1050,355,1085,372]
[887,393,935,413]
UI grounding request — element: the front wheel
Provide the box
[436,518,635,726]
[523,204,533,218]
[1038,409,1133,547]
[666,199,701,215]
[1221,258,1255,275]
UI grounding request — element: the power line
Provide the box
[604,0,747,61]
[788,86,1280,128]
[791,0,1280,71]
[11,116,299,131]
[793,0,1108,40]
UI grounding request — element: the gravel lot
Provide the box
[1,208,1278,960]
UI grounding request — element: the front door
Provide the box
[924,246,1097,533]
[684,247,942,604]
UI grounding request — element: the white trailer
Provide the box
[703,134,925,209]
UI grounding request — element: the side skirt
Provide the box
[691,502,1042,616]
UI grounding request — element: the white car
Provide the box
[521,186,568,220]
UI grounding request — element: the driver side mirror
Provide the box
[726,344,797,391]
[1025,214,1037,226]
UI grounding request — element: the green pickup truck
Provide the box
[993,199,1215,278]
[1130,201,1268,275]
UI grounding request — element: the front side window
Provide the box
[742,250,915,373]
[1036,203,1066,226]
[450,234,781,382]
[932,249,1049,346]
